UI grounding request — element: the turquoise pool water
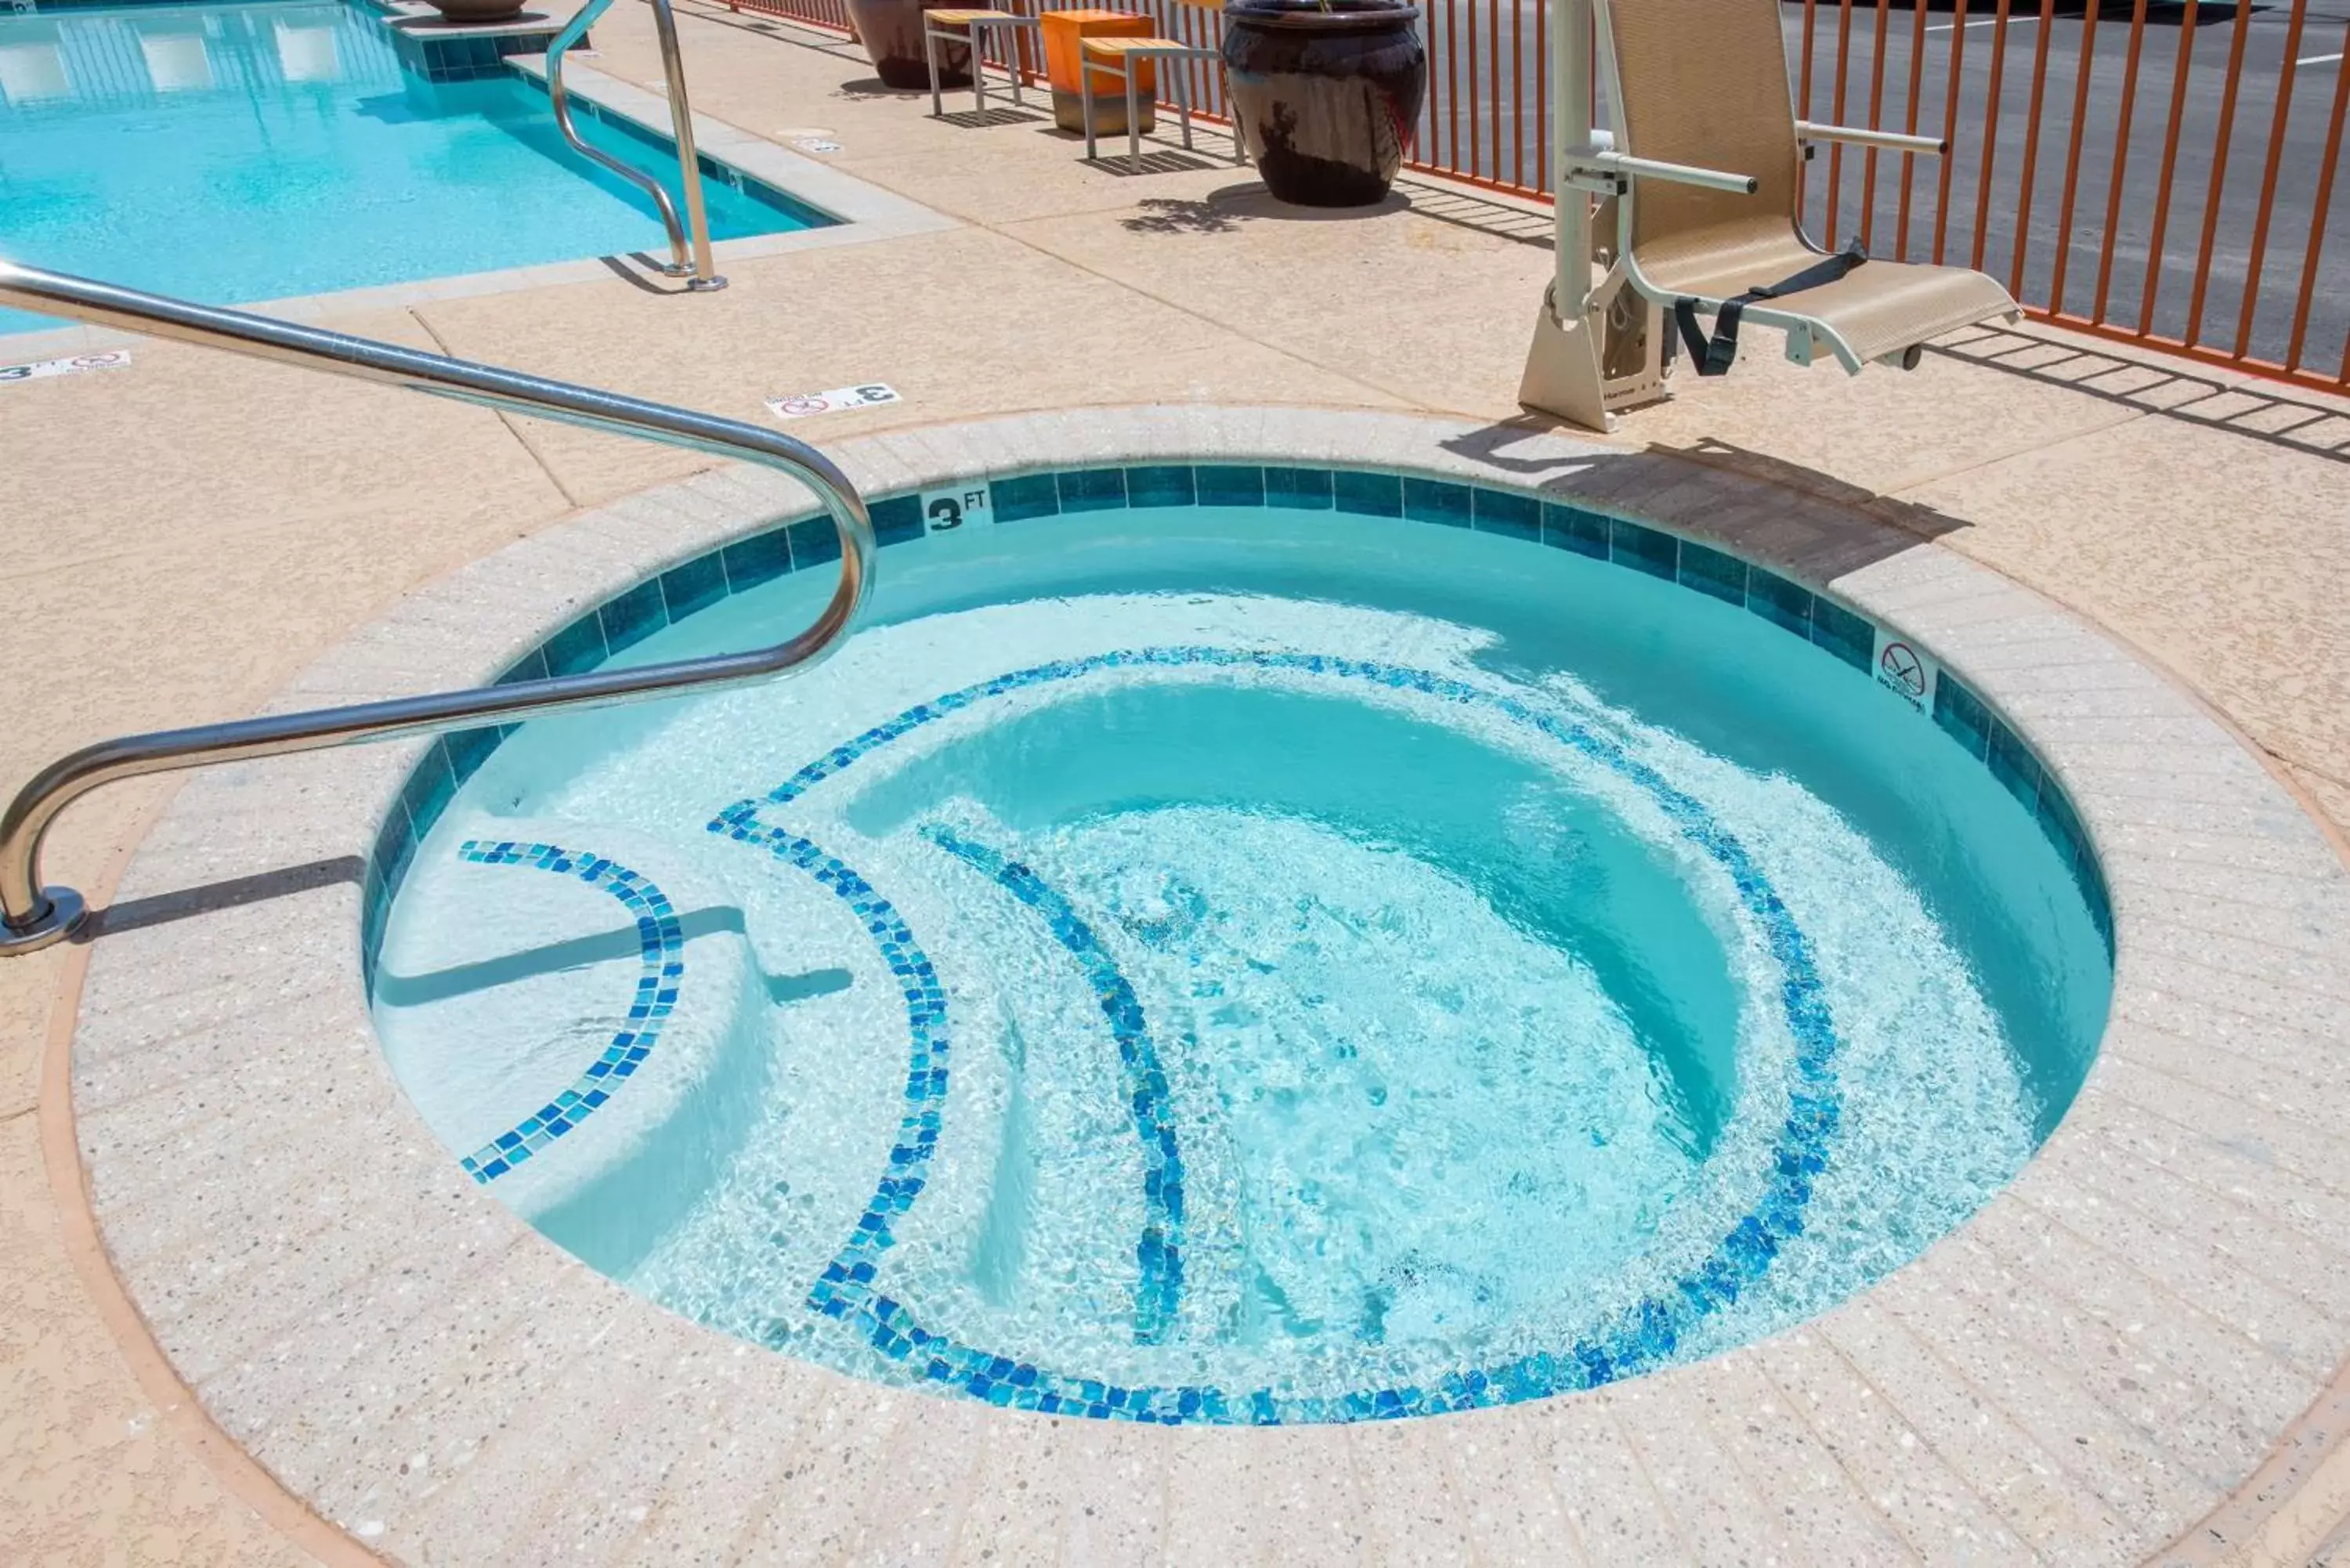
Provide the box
[0,0,826,334]
[372,486,2113,1422]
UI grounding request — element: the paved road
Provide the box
[1400,0,2350,376]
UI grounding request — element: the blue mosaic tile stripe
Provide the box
[702,819,951,1295]
[450,842,683,1183]
[717,646,1845,1425]
[924,826,1186,1346]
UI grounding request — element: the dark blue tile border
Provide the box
[1611,518,1677,579]
[1059,468,1128,514]
[1334,470,1402,518]
[1403,476,1473,528]
[1679,542,1747,605]
[1196,464,1265,508]
[993,474,1060,522]
[1543,500,1610,559]
[1266,467,1334,511]
[369,459,2114,1016]
[1746,567,1813,639]
[1473,487,1541,543]
[1126,465,1197,508]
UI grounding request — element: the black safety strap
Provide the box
[1671,241,1867,378]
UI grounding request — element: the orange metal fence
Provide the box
[721,0,2350,392]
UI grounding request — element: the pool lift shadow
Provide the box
[1435,417,1976,582]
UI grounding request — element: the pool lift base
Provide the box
[1519,197,1672,434]
[1517,0,1672,434]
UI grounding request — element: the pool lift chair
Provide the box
[1519,0,2023,432]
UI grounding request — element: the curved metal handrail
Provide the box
[0,262,873,956]
[548,0,723,289]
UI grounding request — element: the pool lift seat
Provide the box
[1520,0,2023,430]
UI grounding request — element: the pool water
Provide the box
[374,496,2112,1423]
[0,0,826,334]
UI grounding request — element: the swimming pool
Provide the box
[0,0,828,334]
[371,465,2113,1425]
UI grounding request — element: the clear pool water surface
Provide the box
[374,492,2112,1424]
[0,0,824,334]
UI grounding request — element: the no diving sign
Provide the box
[1875,634,1931,710]
[765,381,900,421]
[1,349,131,385]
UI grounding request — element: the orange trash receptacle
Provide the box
[1041,9,1156,137]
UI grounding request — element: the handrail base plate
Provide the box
[0,887,88,956]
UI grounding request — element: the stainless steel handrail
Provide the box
[0,262,873,956]
[547,0,725,290]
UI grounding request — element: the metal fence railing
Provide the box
[720,0,2350,393]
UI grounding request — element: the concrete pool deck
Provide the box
[2,0,2347,1561]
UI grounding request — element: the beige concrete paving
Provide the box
[1,0,2345,1559]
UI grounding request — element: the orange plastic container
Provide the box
[1040,9,1156,136]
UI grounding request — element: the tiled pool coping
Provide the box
[64,407,2350,1562]
[0,56,956,363]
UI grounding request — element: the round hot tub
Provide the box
[368,459,2112,1426]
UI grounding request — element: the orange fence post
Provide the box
[1894,0,1926,257]
[2046,0,2100,313]
[2183,0,2255,347]
[2236,0,2308,359]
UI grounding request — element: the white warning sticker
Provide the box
[765,382,901,420]
[0,349,132,385]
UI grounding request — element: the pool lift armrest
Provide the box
[1561,134,1762,198]
[1795,121,1947,156]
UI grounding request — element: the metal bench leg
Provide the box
[1176,62,1193,152]
[1081,54,1097,161]
[926,22,942,117]
[971,24,987,114]
[1007,24,1027,107]
[1126,64,1141,172]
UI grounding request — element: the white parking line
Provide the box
[2299,51,2345,66]
[1925,14,2039,31]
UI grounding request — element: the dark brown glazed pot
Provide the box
[1220,0,1425,207]
[843,0,973,90]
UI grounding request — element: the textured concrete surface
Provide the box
[2,0,2346,1560]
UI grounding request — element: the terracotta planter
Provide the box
[843,0,973,90]
[1220,0,1425,208]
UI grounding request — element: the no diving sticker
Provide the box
[765,382,900,421]
[1875,634,1932,710]
[1,349,131,385]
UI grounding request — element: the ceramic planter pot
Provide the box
[1220,0,1425,207]
[843,0,973,90]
